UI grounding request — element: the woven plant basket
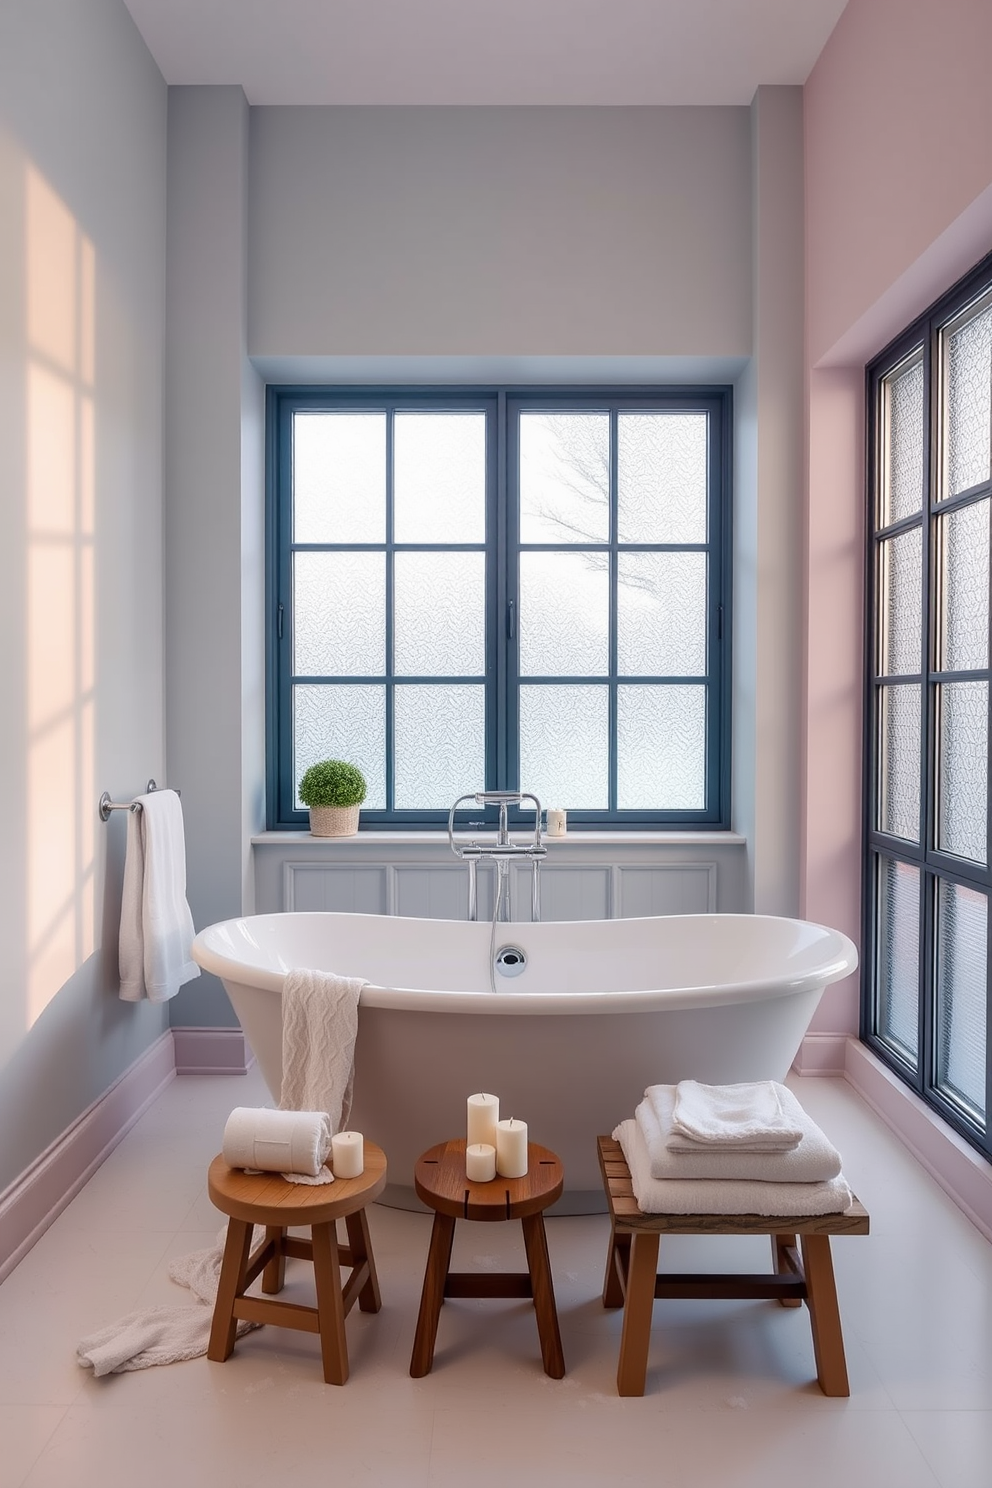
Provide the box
[308,804,361,837]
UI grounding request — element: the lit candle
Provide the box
[546,808,567,837]
[465,1142,497,1182]
[331,1131,364,1178]
[495,1118,528,1178]
[467,1092,499,1148]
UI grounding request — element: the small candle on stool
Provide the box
[465,1142,497,1182]
[331,1131,364,1178]
[467,1092,499,1148]
[495,1118,528,1178]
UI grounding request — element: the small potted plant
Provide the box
[298,759,367,837]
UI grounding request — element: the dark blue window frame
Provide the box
[266,385,733,831]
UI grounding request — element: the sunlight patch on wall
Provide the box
[25,166,97,1028]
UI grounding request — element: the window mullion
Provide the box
[609,407,619,813]
[385,408,395,813]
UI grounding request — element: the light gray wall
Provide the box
[0,0,168,1190]
[249,105,752,357]
[733,87,805,915]
[165,87,266,1028]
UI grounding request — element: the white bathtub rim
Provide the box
[192,912,858,1018]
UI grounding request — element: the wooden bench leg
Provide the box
[344,1208,382,1314]
[521,1213,566,1379]
[617,1230,660,1397]
[602,1222,627,1309]
[262,1225,286,1294]
[410,1211,456,1378]
[311,1221,349,1385]
[801,1233,850,1396]
[207,1218,254,1363]
[772,1232,802,1307]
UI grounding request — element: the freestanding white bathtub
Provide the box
[191,911,858,1213]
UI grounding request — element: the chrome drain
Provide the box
[494,945,527,978]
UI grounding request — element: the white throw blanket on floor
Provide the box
[614,1119,854,1216]
[276,968,366,1184]
[76,1227,263,1377]
[667,1079,804,1152]
[638,1085,842,1183]
[118,789,199,1003]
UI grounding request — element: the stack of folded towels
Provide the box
[613,1079,853,1216]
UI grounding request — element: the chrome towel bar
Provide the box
[99,779,180,821]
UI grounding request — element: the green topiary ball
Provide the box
[298,759,368,808]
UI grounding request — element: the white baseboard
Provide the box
[793,1031,849,1076]
[0,1031,176,1284]
[171,1026,254,1075]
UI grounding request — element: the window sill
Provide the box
[252,830,747,847]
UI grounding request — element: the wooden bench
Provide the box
[597,1134,869,1397]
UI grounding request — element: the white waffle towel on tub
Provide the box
[276,968,366,1184]
[667,1079,804,1152]
[614,1119,853,1216]
[637,1087,842,1183]
[118,789,199,1003]
[222,1107,334,1178]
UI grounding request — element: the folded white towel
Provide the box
[614,1119,854,1217]
[119,790,199,1003]
[222,1107,333,1178]
[278,967,366,1185]
[668,1079,804,1152]
[637,1088,842,1183]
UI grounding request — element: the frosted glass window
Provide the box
[881,356,924,526]
[945,298,992,498]
[519,686,608,809]
[936,880,987,1123]
[878,684,921,841]
[875,856,920,1068]
[294,552,384,676]
[937,681,988,865]
[293,684,385,808]
[519,413,609,544]
[618,412,708,544]
[519,552,608,677]
[293,412,385,543]
[939,500,989,673]
[394,685,485,810]
[618,685,705,810]
[394,413,486,543]
[618,553,706,677]
[879,527,921,677]
[394,552,485,677]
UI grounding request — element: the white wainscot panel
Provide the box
[394,866,485,920]
[284,863,388,914]
[514,864,613,922]
[616,864,716,917]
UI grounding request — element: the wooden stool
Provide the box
[597,1135,869,1397]
[410,1138,566,1379]
[206,1142,387,1384]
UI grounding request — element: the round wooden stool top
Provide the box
[208,1141,387,1226]
[414,1139,563,1221]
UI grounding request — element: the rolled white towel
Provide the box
[668,1079,804,1151]
[614,1119,854,1217]
[637,1088,842,1183]
[222,1107,333,1180]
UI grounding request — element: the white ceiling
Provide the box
[120,0,849,106]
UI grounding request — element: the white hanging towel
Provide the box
[119,789,199,1003]
[277,968,366,1183]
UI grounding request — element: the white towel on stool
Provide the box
[614,1119,853,1216]
[637,1088,842,1183]
[667,1079,804,1152]
[222,1107,333,1179]
[119,790,199,1003]
[277,968,366,1184]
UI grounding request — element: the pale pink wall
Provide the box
[802,0,992,1036]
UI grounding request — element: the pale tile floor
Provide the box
[2,1068,991,1488]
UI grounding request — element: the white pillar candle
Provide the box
[465,1142,497,1182]
[331,1131,364,1178]
[495,1118,528,1178]
[546,808,567,837]
[467,1092,499,1148]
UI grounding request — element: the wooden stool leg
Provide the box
[262,1225,286,1294]
[800,1234,850,1396]
[344,1208,382,1313]
[311,1222,349,1386]
[772,1232,802,1307]
[410,1211,456,1378]
[617,1230,660,1397]
[207,1219,254,1363]
[602,1222,627,1309]
[521,1213,566,1379]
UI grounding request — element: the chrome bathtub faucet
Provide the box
[447,791,546,922]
